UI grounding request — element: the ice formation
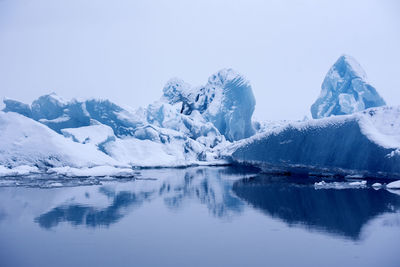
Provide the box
[162,68,256,141]
[311,55,386,119]
[1,62,400,179]
[232,106,400,178]
[1,68,256,171]
[5,93,144,136]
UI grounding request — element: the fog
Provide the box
[0,0,399,120]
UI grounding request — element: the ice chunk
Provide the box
[162,68,256,141]
[232,106,400,178]
[314,180,367,189]
[311,55,386,119]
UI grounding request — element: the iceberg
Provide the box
[162,68,256,141]
[1,95,228,169]
[3,93,144,136]
[311,55,386,119]
[1,63,398,178]
[232,106,400,178]
[1,68,256,170]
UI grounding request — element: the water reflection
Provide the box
[35,191,153,228]
[35,167,253,229]
[34,167,400,240]
[233,175,400,239]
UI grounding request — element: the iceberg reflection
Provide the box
[35,167,251,229]
[35,167,400,240]
[232,175,400,239]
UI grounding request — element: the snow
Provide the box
[232,106,400,178]
[48,166,136,177]
[0,111,120,168]
[103,137,189,167]
[0,165,40,177]
[311,55,386,119]
[387,180,400,189]
[61,124,115,146]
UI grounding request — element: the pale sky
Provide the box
[0,0,399,120]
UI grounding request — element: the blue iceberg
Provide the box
[232,106,400,178]
[162,68,256,141]
[3,93,143,136]
[311,55,386,119]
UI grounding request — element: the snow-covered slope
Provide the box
[311,55,386,119]
[0,111,119,168]
[232,106,400,178]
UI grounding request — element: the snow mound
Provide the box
[311,55,386,119]
[232,106,400,178]
[0,165,39,177]
[61,124,115,146]
[162,68,256,141]
[0,111,119,168]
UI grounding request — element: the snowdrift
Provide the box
[0,111,119,168]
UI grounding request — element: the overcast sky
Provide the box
[0,0,399,120]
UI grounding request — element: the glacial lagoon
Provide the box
[0,166,399,267]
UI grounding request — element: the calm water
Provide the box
[0,166,399,267]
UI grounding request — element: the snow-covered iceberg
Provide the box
[232,106,400,178]
[1,68,256,171]
[4,93,143,136]
[1,62,399,179]
[311,55,386,119]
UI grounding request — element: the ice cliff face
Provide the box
[232,106,400,178]
[311,55,386,119]
[162,68,256,141]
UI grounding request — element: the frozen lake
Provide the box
[0,166,399,267]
